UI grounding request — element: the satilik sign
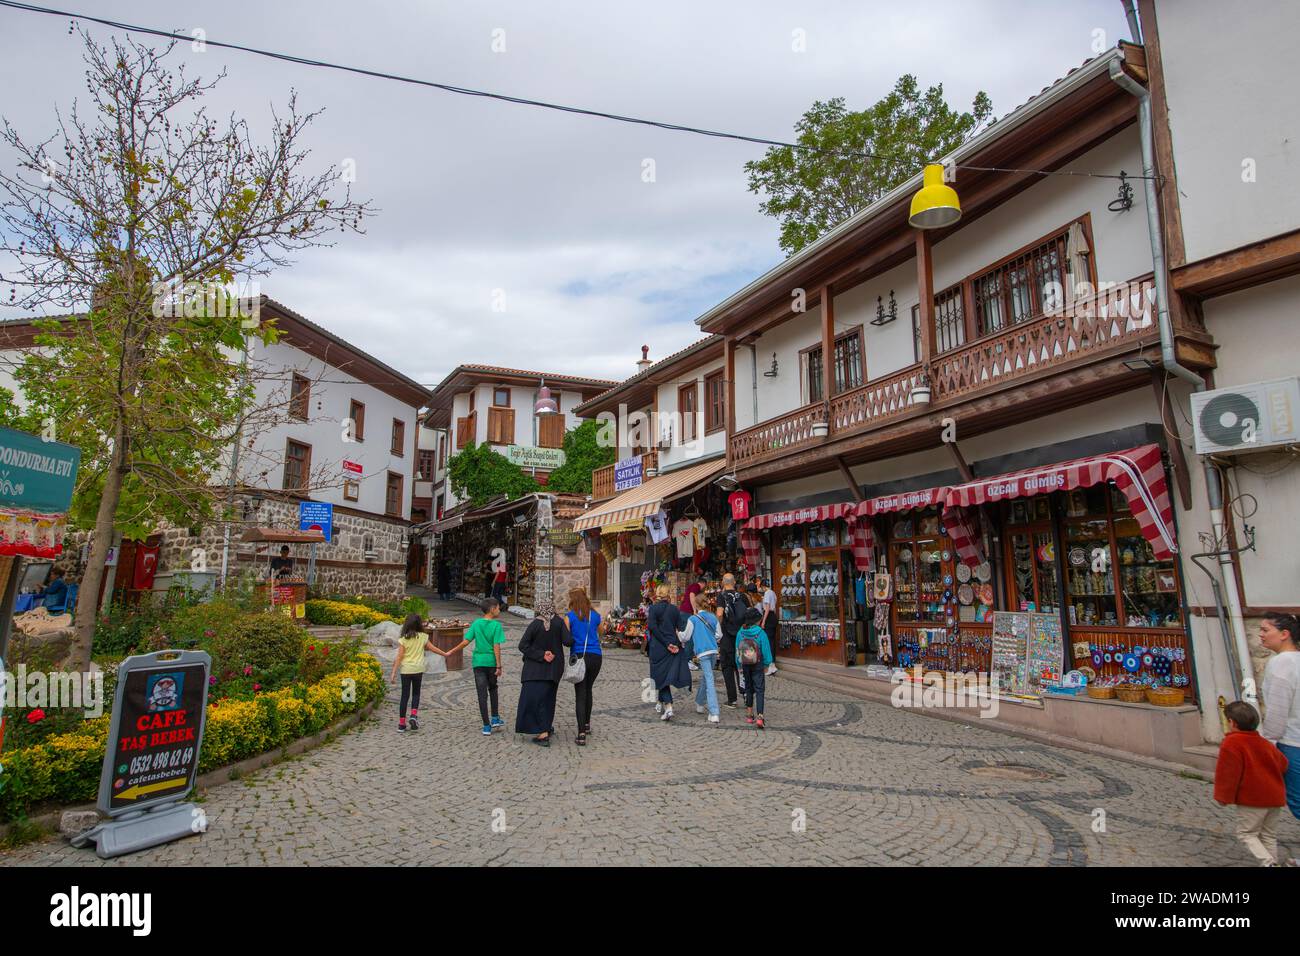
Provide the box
[71,649,211,859]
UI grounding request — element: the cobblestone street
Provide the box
[4,600,1297,867]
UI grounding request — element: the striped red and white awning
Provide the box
[742,502,872,572]
[942,443,1176,561]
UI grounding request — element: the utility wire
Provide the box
[0,0,1160,180]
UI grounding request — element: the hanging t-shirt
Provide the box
[671,518,696,558]
[692,517,710,549]
[728,490,752,521]
[644,510,670,544]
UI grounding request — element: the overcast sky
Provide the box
[0,1,1130,390]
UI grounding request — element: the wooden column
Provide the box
[724,336,736,469]
[820,284,835,403]
[915,231,936,368]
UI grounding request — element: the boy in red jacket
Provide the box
[1214,701,1290,866]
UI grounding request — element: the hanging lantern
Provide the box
[534,382,559,416]
[908,163,961,230]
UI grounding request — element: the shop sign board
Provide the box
[544,529,582,551]
[614,456,643,492]
[342,459,363,476]
[299,500,333,542]
[989,611,1065,699]
[506,445,566,470]
[0,426,81,513]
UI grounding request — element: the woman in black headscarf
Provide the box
[646,584,691,721]
[515,601,572,746]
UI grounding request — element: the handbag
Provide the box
[563,653,587,684]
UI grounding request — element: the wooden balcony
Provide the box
[732,276,1165,475]
[591,450,658,502]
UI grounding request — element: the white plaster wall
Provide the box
[238,338,417,520]
[654,361,727,471]
[1156,0,1300,262]
[739,132,1154,427]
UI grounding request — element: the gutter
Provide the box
[695,48,1130,332]
[1109,32,1255,705]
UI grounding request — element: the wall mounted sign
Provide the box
[543,530,582,551]
[506,445,566,470]
[342,459,363,476]
[614,455,643,492]
[299,501,333,542]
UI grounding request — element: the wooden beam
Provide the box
[820,284,835,405]
[1149,370,1193,510]
[946,441,974,482]
[1136,0,1187,269]
[836,457,864,502]
[724,337,736,469]
[1170,228,1300,298]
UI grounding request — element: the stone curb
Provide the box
[0,699,380,845]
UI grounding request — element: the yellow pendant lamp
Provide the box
[908,163,961,230]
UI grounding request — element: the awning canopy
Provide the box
[428,514,464,533]
[573,458,725,532]
[942,443,1176,562]
[856,486,950,518]
[742,501,871,573]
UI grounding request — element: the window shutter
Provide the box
[539,413,565,449]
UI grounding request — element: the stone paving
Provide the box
[4,597,1298,867]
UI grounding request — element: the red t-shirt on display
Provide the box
[728,490,752,521]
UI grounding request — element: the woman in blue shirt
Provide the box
[566,589,605,746]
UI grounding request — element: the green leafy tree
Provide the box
[447,443,540,507]
[0,32,370,669]
[745,76,993,255]
[545,419,616,494]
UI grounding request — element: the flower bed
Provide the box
[304,599,397,628]
[0,655,385,823]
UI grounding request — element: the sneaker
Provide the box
[661,708,673,721]
[725,699,740,708]
[765,664,778,676]
[687,661,699,671]
[397,723,408,733]
[408,716,419,731]
[745,715,756,725]
[654,702,663,714]
[490,716,504,731]
[707,714,720,723]
[481,724,492,736]
[695,704,706,714]
[756,716,766,730]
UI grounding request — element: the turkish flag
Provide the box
[132,544,161,591]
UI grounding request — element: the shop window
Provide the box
[391,418,405,457]
[283,439,311,492]
[1006,497,1061,615]
[385,472,403,517]
[704,369,726,434]
[1061,484,1181,629]
[348,399,365,441]
[890,508,950,626]
[289,374,310,421]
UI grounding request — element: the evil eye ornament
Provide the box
[1122,654,1140,673]
[1141,653,1154,668]
[1150,656,1171,678]
[1092,652,1104,669]
[1104,652,1113,664]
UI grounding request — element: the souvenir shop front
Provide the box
[741,503,873,666]
[856,443,1194,705]
[430,496,540,608]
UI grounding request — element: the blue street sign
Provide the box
[299,501,333,542]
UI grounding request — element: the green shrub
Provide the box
[304,599,394,628]
[208,613,306,676]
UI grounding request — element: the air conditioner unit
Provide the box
[1189,376,1300,455]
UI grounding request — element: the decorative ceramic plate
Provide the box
[978,583,994,605]
[956,563,972,583]
[958,584,974,605]
[975,562,992,582]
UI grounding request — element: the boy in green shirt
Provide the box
[444,599,508,735]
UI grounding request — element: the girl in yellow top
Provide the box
[390,613,439,733]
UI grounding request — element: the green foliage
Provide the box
[91,586,210,658]
[546,419,616,494]
[745,76,993,255]
[304,599,396,628]
[447,441,539,507]
[321,593,430,619]
[207,613,306,676]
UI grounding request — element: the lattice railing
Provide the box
[731,402,827,469]
[828,364,927,434]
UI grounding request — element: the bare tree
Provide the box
[0,30,370,669]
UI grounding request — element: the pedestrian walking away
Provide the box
[390,613,438,733]
[436,558,452,602]
[515,601,572,746]
[646,583,690,721]
[717,573,746,707]
[736,606,774,729]
[442,598,509,735]
[1214,700,1290,866]
[566,587,605,745]
[679,596,721,722]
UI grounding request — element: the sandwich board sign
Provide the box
[71,649,211,858]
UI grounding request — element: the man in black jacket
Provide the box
[717,573,746,707]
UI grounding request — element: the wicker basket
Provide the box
[1115,684,1147,703]
[1146,686,1185,707]
[1087,685,1117,700]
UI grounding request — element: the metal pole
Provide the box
[219,343,251,588]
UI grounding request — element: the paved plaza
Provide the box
[4,599,1296,867]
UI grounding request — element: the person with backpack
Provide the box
[716,573,747,708]
[678,594,722,723]
[736,606,774,729]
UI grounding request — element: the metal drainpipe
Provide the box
[747,343,759,424]
[1109,55,1256,703]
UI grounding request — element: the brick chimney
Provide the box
[636,344,653,374]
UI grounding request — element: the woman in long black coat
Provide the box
[515,601,572,746]
[646,584,691,721]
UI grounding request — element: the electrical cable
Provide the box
[0,0,1161,181]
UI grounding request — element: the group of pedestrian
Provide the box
[1213,612,1300,866]
[391,588,608,748]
